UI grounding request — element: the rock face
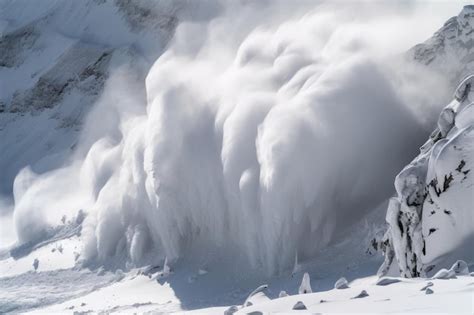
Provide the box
[379,75,474,278]
[379,6,474,278]
[409,5,474,83]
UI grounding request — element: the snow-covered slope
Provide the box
[0,0,179,197]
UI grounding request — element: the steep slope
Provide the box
[379,5,474,278]
[0,0,179,196]
[380,75,474,278]
[410,5,474,83]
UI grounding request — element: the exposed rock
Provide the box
[352,290,369,299]
[376,277,402,286]
[450,260,470,275]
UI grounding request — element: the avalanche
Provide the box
[1,1,474,313]
[9,1,453,275]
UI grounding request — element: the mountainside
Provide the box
[0,0,179,197]
[378,6,474,278]
[410,5,474,82]
[0,2,473,314]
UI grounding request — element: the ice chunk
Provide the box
[278,291,288,298]
[425,288,434,294]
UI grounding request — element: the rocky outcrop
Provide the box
[409,5,474,82]
[380,75,474,277]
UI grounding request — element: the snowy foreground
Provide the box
[1,233,473,314]
[1,218,473,313]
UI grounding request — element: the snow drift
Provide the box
[8,1,462,275]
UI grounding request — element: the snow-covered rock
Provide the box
[292,301,307,310]
[243,284,269,308]
[431,268,456,280]
[420,281,433,291]
[352,290,369,299]
[298,273,312,294]
[450,260,470,275]
[334,277,349,289]
[380,73,474,277]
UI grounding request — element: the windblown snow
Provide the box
[3,0,457,275]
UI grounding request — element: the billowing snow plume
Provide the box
[9,2,458,274]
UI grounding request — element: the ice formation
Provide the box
[380,75,474,277]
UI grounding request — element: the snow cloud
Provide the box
[10,1,464,274]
